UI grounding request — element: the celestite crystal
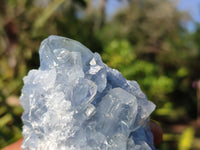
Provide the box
[20,35,156,150]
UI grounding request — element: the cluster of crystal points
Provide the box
[20,35,156,150]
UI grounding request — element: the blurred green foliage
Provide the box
[178,127,194,150]
[0,0,200,149]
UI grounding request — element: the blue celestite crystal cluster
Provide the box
[20,35,156,150]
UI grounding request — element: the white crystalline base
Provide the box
[20,35,156,150]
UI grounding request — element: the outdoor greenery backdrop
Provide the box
[0,0,200,149]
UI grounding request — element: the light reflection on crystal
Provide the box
[20,35,156,150]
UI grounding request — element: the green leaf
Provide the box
[178,127,194,150]
[176,67,189,78]
[0,114,13,128]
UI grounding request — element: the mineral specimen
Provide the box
[20,35,156,150]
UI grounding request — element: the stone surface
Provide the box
[20,35,156,150]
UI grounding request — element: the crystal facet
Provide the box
[20,35,156,150]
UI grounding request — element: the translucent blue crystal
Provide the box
[20,35,156,150]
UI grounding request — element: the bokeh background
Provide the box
[0,0,200,149]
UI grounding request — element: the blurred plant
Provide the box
[178,127,194,150]
[99,0,198,122]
